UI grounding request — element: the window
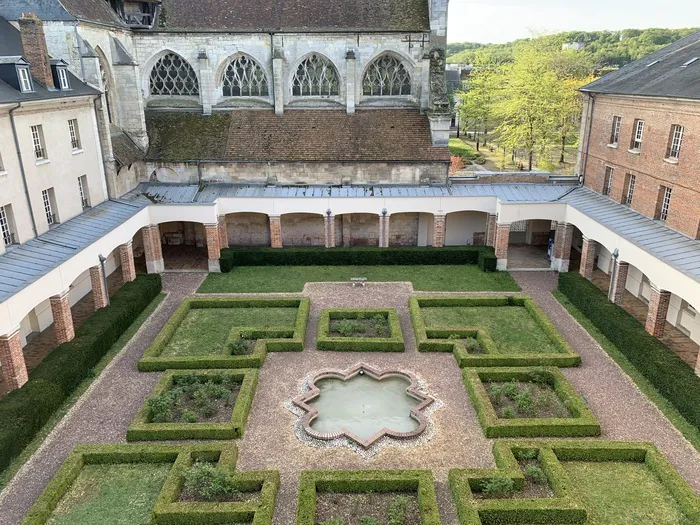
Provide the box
[623,174,635,206]
[0,205,16,246]
[292,54,339,96]
[603,166,614,196]
[148,53,199,96]
[631,119,644,150]
[18,67,32,92]
[78,175,90,209]
[363,55,411,96]
[657,186,672,221]
[31,125,47,160]
[609,116,621,145]
[68,119,81,150]
[42,188,58,225]
[57,67,70,90]
[0,149,5,172]
[222,55,269,97]
[667,124,683,159]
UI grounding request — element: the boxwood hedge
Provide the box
[316,308,404,352]
[219,246,498,273]
[558,273,700,433]
[0,274,162,474]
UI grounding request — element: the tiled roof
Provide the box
[581,31,700,100]
[55,0,125,27]
[111,131,145,168]
[155,0,430,32]
[146,110,450,163]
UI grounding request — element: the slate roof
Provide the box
[0,199,148,303]
[581,31,700,100]
[0,0,75,23]
[155,0,430,32]
[146,110,450,163]
[111,130,146,168]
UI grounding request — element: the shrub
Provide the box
[335,319,367,337]
[558,273,700,432]
[523,465,548,485]
[481,477,515,496]
[500,406,516,419]
[229,338,249,355]
[182,462,240,502]
[387,494,409,525]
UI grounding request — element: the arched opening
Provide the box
[158,222,208,270]
[291,54,340,97]
[280,213,325,246]
[95,47,117,124]
[220,54,269,98]
[444,211,488,246]
[362,54,412,96]
[148,52,199,96]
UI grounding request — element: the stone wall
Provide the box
[338,214,380,247]
[281,213,325,246]
[388,213,419,246]
[225,213,271,246]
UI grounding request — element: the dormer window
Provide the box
[57,67,70,90]
[18,66,32,92]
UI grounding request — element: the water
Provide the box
[308,375,420,441]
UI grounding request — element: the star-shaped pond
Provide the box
[293,363,435,448]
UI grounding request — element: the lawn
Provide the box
[421,305,559,354]
[198,265,519,293]
[46,463,171,525]
[162,307,298,357]
[562,461,692,524]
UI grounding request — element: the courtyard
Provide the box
[0,264,699,525]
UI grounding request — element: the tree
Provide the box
[457,58,502,150]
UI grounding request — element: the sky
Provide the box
[447,0,700,43]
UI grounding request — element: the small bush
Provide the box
[515,449,539,460]
[527,368,552,386]
[515,389,535,415]
[335,319,367,337]
[500,406,516,419]
[523,465,548,485]
[229,338,249,355]
[481,477,515,496]
[182,462,240,501]
[387,495,409,525]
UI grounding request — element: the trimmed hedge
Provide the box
[316,308,404,352]
[297,470,441,525]
[449,440,700,524]
[558,273,700,433]
[127,369,259,441]
[219,246,499,273]
[410,296,581,367]
[463,367,600,438]
[138,297,310,371]
[0,274,162,474]
[22,443,279,525]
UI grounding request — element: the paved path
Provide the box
[0,273,205,525]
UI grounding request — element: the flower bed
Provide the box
[316,309,404,352]
[127,369,258,441]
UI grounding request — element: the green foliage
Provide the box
[182,462,240,502]
[0,275,161,474]
[335,319,367,337]
[500,406,516,419]
[359,518,379,525]
[317,309,405,352]
[558,273,700,433]
[481,476,515,496]
[228,338,249,355]
[387,495,410,525]
[147,374,237,424]
[523,465,548,485]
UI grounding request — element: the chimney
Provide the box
[18,13,55,89]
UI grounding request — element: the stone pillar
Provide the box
[382,215,391,247]
[324,214,336,248]
[342,215,351,247]
[142,225,164,274]
[433,214,446,248]
[217,216,229,249]
[420,53,431,112]
[495,223,510,271]
[486,214,497,247]
[645,284,672,338]
[119,241,136,282]
[272,39,285,116]
[551,222,574,272]
[346,51,356,115]
[269,216,283,248]
[611,261,629,305]
[579,237,597,280]
[0,329,28,392]
[50,290,75,344]
[90,266,109,310]
[205,223,221,272]
[198,52,213,115]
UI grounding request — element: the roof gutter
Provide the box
[9,103,39,238]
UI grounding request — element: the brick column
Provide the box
[119,241,136,282]
[579,237,597,280]
[269,216,282,248]
[342,215,351,247]
[217,215,229,249]
[495,223,510,271]
[324,214,336,248]
[486,214,497,247]
[551,222,574,272]
[142,225,164,274]
[50,290,75,344]
[433,214,446,248]
[90,266,109,310]
[645,284,672,338]
[0,329,28,392]
[381,215,390,247]
[611,261,629,305]
[205,223,221,272]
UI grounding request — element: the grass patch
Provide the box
[553,290,700,453]
[46,463,171,525]
[316,309,405,352]
[198,265,519,293]
[0,293,165,492]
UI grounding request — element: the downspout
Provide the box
[580,93,596,187]
[9,103,39,237]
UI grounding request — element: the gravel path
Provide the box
[511,271,700,493]
[0,273,205,525]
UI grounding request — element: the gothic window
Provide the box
[149,53,199,96]
[222,56,269,97]
[363,55,411,96]
[292,54,339,96]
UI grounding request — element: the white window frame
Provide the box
[18,67,32,92]
[68,119,81,151]
[0,149,5,173]
[624,174,636,206]
[603,166,614,196]
[631,120,644,150]
[610,116,621,146]
[659,186,672,222]
[668,125,683,159]
[31,125,47,160]
[42,189,55,225]
[57,67,70,90]
[0,205,15,246]
[78,175,90,209]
